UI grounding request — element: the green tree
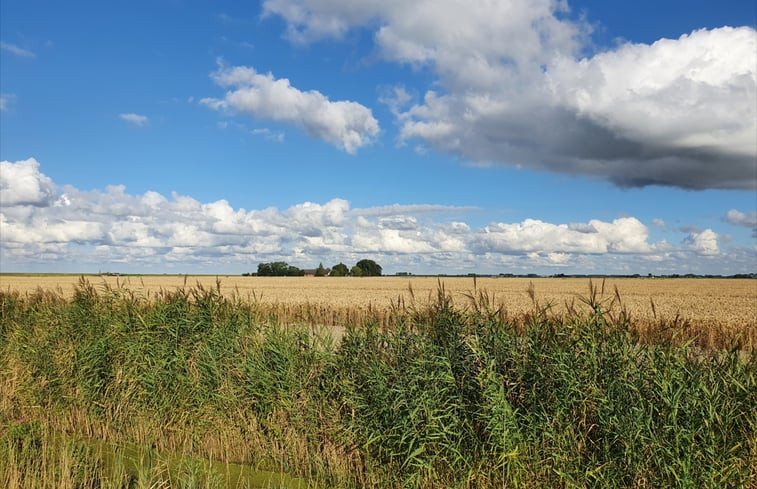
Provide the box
[271,261,291,276]
[331,263,349,277]
[356,259,382,277]
[257,261,303,276]
[315,263,327,277]
[350,265,363,277]
[286,265,304,276]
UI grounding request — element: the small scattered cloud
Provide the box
[726,209,757,237]
[678,225,701,234]
[201,64,379,153]
[0,93,15,111]
[379,85,413,116]
[725,209,757,228]
[215,12,256,25]
[119,113,149,127]
[216,12,234,24]
[652,218,666,229]
[219,35,255,50]
[251,127,285,142]
[0,41,36,58]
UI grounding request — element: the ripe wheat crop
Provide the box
[2,274,754,349]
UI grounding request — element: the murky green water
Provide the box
[61,430,308,488]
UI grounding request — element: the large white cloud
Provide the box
[0,159,752,273]
[549,28,756,157]
[263,0,583,69]
[545,27,757,188]
[202,65,379,153]
[262,1,757,189]
[0,158,57,206]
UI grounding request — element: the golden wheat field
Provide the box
[2,274,755,329]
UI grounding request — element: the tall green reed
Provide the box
[1,279,754,488]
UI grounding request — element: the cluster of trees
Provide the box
[255,261,305,277]
[328,259,382,277]
[250,259,382,277]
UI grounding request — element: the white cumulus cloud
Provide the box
[471,217,655,255]
[263,1,757,189]
[547,27,757,188]
[684,229,720,255]
[202,64,379,153]
[0,158,57,206]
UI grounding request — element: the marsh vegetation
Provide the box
[1,279,755,487]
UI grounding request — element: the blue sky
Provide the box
[1,0,756,275]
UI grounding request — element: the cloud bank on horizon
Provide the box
[237,0,756,189]
[2,158,752,274]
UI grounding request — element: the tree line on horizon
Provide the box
[247,259,382,277]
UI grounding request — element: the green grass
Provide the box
[1,279,755,488]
